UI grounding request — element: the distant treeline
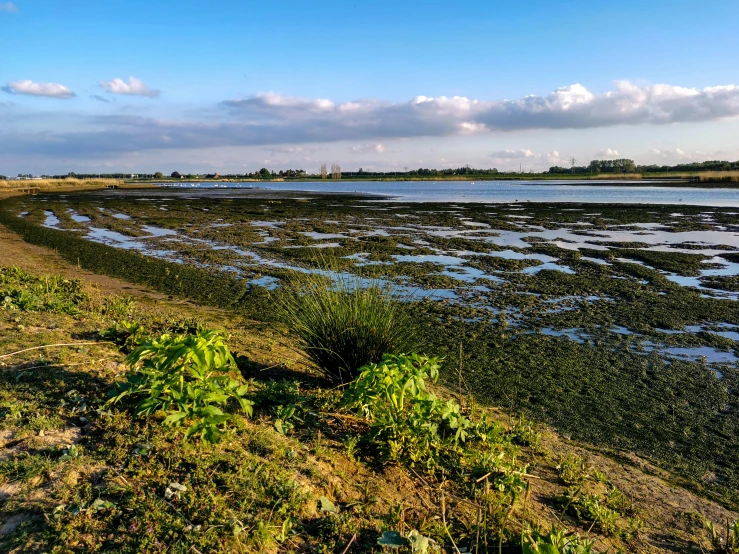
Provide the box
[549,159,739,175]
[4,159,739,182]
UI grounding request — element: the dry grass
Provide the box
[586,173,643,180]
[0,178,123,190]
[640,170,739,183]
[695,170,739,182]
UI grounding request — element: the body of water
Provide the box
[158,180,739,206]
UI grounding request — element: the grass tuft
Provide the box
[277,270,420,383]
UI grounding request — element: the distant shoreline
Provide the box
[133,178,739,189]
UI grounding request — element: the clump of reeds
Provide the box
[586,173,643,180]
[696,171,739,183]
[276,270,419,384]
[0,178,122,189]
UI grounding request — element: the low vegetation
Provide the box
[1,264,737,552]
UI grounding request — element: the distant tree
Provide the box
[171,171,182,179]
[258,167,271,179]
[589,159,636,174]
[320,164,327,179]
[66,172,77,179]
[154,172,163,179]
[0,175,6,180]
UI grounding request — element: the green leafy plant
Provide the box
[108,329,253,443]
[378,529,438,552]
[558,486,623,536]
[102,294,135,319]
[706,519,739,554]
[0,266,87,315]
[522,524,598,554]
[343,353,505,472]
[100,320,149,351]
[273,404,301,435]
[557,453,598,486]
[277,271,419,383]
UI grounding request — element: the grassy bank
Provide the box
[0,260,737,553]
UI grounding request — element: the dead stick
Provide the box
[340,533,357,554]
[0,342,113,360]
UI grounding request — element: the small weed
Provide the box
[100,319,149,351]
[522,524,600,553]
[102,294,135,319]
[706,518,739,553]
[557,453,604,486]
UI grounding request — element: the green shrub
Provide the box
[277,272,419,383]
[343,353,505,472]
[108,329,253,443]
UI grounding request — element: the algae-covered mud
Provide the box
[4,189,739,508]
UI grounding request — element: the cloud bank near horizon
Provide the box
[2,81,739,167]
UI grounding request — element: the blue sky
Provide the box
[2,0,739,174]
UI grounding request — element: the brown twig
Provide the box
[0,341,113,360]
[340,533,357,554]
[12,357,113,371]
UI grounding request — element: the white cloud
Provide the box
[2,80,75,98]
[458,122,487,133]
[220,81,739,145]
[547,151,566,165]
[0,2,18,13]
[250,92,335,112]
[649,148,707,161]
[350,143,387,154]
[490,149,541,159]
[5,80,739,164]
[596,148,620,157]
[100,76,160,98]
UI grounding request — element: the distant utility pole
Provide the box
[320,164,327,179]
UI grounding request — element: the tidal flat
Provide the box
[3,188,739,509]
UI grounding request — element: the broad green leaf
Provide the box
[319,496,337,513]
[377,530,404,548]
[163,411,187,426]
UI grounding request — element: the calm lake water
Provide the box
[159,180,739,207]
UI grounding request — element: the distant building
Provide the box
[205,172,220,179]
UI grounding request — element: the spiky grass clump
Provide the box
[278,271,419,384]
